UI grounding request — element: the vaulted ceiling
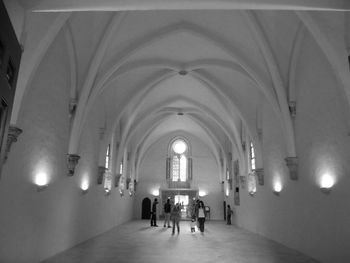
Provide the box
[7,0,350,179]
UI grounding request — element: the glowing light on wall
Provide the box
[81,179,89,194]
[273,181,282,195]
[152,189,159,196]
[198,190,207,197]
[320,173,334,194]
[35,172,48,191]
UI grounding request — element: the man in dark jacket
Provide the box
[163,198,172,228]
[150,198,159,227]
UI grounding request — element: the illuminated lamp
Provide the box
[81,180,89,194]
[35,172,48,192]
[273,181,282,196]
[198,190,207,197]
[320,173,334,194]
[152,189,159,196]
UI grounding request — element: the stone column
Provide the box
[285,157,298,180]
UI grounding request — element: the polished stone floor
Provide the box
[41,220,320,263]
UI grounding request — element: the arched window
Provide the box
[105,144,110,169]
[249,141,255,171]
[171,139,188,182]
[119,159,123,175]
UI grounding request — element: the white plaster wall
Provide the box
[134,133,223,221]
[0,30,134,263]
[233,34,350,263]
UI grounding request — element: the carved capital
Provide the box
[4,125,22,162]
[69,98,77,117]
[288,101,296,118]
[255,168,264,185]
[97,166,107,184]
[285,157,298,180]
[67,154,80,176]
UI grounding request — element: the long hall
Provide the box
[1,1,350,263]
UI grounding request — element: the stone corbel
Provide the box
[288,101,296,118]
[242,141,246,151]
[67,154,80,176]
[97,166,106,184]
[285,157,298,180]
[69,98,77,117]
[4,125,22,163]
[255,168,264,185]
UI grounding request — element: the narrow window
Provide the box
[105,144,110,169]
[119,159,123,175]
[171,139,188,182]
[250,141,255,171]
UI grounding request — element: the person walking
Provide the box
[197,201,206,233]
[171,202,182,235]
[150,198,159,227]
[227,204,233,225]
[163,198,172,228]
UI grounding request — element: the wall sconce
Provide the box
[225,188,229,197]
[36,184,48,192]
[198,190,207,197]
[249,191,256,197]
[273,181,282,196]
[273,190,280,196]
[320,174,334,194]
[35,172,48,192]
[152,189,159,196]
[104,188,111,195]
[81,181,89,194]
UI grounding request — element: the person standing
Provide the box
[227,204,233,225]
[171,202,181,235]
[163,198,172,228]
[150,198,159,227]
[197,201,206,233]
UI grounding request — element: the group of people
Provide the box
[150,197,235,234]
[150,197,208,235]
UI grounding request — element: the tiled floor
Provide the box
[41,220,320,263]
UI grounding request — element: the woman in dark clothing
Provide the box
[197,201,206,232]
